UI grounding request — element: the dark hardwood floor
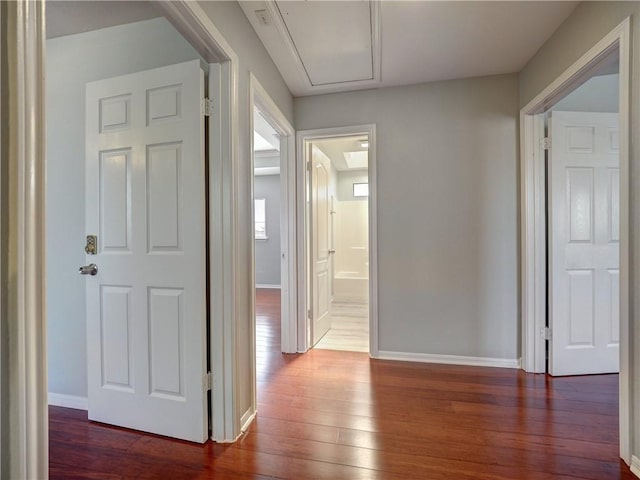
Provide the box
[50,288,635,479]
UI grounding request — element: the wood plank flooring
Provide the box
[49,289,635,479]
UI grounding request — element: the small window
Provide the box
[255,198,267,239]
[353,183,369,197]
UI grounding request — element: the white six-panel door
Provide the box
[549,111,620,376]
[311,144,332,346]
[85,60,208,442]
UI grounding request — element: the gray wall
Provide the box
[254,175,281,286]
[518,0,640,464]
[337,169,368,202]
[519,2,639,108]
[197,0,294,422]
[46,18,205,398]
[295,74,520,359]
[553,74,619,112]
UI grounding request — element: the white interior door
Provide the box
[549,110,620,376]
[310,144,332,345]
[84,60,208,442]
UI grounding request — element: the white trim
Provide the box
[296,125,378,357]
[520,17,631,464]
[256,284,281,289]
[48,393,88,411]
[378,351,521,370]
[239,408,256,434]
[158,1,232,64]
[6,1,48,477]
[254,166,280,176]
[630,456,640,478]
[520,112,547,374]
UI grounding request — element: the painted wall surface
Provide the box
[295,74,519,360]
[337,169,368,202]
[334,201,368,277]
[519,2,639,108]
[254,174,281,286]
[46,18,205,398]
[197,0,294,424]
[518,0,640,466]
[553,74,619,112]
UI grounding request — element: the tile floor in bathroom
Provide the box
[315,301,369,352]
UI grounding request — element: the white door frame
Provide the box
[3,1,47,478]
[520,18,630,463]
[296,125,379,357]
[247,73,296,423]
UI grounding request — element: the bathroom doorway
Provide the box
[307,135,370,353]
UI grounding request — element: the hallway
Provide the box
[48,290,633,479]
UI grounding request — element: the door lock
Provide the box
[85,235,98,255]
[79,264,98,276]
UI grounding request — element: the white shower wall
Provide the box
[334,199,368,302]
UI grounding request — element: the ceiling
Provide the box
[314,135,369,172]
[254,106,280,153]
[239,1,579,97]
[46,1,161,39]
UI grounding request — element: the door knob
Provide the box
[79,263,98,276]
[328,249,336,254]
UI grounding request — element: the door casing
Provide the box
[247,73,296,430]
[295,125,378,356]
[519,17,631,464]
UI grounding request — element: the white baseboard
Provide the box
[631,456,640,478]
[48,392,88,410]
[377,350,521,369]
[240,407,256,433]
[332,294,368,303]
[256,284,281,289]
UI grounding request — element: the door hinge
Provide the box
[202,98,214,117]
[205,371,212,391]
[306,160,312,172]
[542,137,551,150]
[307,308,312,321]
[542,327,552,341]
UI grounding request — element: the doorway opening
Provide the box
[520,18,630,463]
[44,0,236,446]
[544,56,620,376]
[253,105,283,358]
[309,136,370,353]
[248,74,297,426]
[296,125,378,356]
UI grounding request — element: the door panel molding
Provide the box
[549,111,620,376]
[85,60,207,443]
[520,17,630,463]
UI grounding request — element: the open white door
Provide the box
[84,60,208,442]
[549,111,620,376]
[310,144,332,346]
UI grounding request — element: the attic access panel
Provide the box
[275,1,374,86]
